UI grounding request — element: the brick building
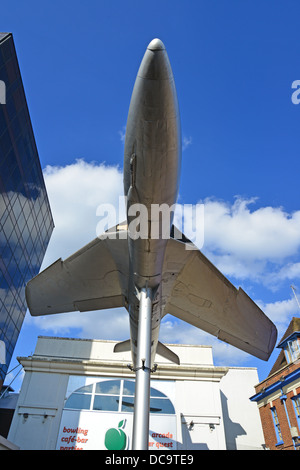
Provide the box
[250,317,300,450]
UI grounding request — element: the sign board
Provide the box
[56,376,177,451]
[57,409,177,450]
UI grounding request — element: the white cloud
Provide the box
[30,160,128,341]
[201,197,300,261]
[160,316,250,365]
[180,196,300,285]
[266,263,300,289]
[41,159,124,266]
[25,307,130,342]
[118,126,126,143]
[257,297,299,328]
[182,135,192,151]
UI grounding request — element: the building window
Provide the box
[271,406,283,446]
[64,383,93,410]
[282,335,300,364]
[93,379,120,412]
[65,379,175,415]
[292,395,300,432]
[287,340,298,362]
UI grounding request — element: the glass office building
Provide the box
[0,33,54,386]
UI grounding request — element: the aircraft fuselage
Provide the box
[123,39,181,366]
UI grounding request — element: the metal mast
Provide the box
[291,285,300,311]
[132,287,153,450]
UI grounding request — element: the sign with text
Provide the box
[57,410,177,450]
[56,376,177,450]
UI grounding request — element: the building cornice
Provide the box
[250,367,300,404]
[18,355,228,382]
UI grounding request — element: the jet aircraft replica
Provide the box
[26,38,277,450]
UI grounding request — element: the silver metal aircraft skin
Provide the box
[25,39,277,447]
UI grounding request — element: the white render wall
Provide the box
[220,368,265,450]
[32,336,215,367]
[176,379,227,450]
[8,336,264,450]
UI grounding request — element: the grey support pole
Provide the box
[132,287,152,450]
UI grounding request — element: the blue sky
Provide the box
[3,0,300,389]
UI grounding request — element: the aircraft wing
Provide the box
[26,230,129,316]
[162,235,277,361]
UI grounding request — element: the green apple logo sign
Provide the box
[104,420,128,450]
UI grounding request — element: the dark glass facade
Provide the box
[0,33,54,385]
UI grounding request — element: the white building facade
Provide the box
[8,336,264,450]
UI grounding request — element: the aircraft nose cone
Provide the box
[147,38,165,51]
[138,39,171,80]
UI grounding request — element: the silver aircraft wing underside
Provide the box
[25,230,129,316]
[162,234,277,361]
[26,223,277,361]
